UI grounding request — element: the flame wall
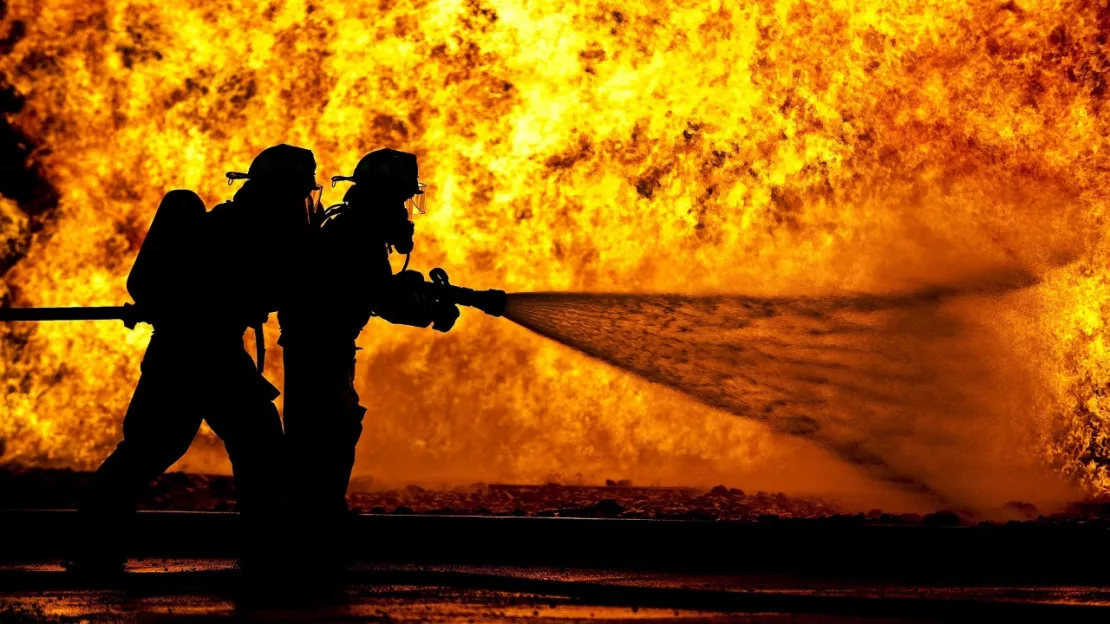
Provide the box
[2,0,1109,504]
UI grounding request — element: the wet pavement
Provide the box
[9,509,1110,583]
[5,511,1110,621]
[2,560,1110,622]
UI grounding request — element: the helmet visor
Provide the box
[405,182,427,217]
[304,183,323,224]
[309,183,323,209]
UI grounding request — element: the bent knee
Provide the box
[98,438,191,478]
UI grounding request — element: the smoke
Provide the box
[505,267,1078,510]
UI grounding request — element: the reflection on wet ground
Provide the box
[2,561,1109,622]
[1,592,824,623]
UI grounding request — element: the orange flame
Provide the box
[1,0,1108,507]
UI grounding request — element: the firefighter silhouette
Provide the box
[278,148,459,569]
[72,145,319,574]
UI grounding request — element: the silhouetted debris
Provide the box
[822,513,866,526]
[1003,501,1039,520]
[8,466,1110,526]
[1064,500,1110,518]
[591,499,624,516]
[924,511,962,527]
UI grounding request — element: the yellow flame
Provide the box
[1,0,1109,504]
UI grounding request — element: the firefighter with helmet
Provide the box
[279,148,459,569]
[72,144,319,575]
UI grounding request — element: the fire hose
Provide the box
[0,269,507,371]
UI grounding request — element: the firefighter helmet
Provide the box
[331,148,426,214]
[225,144,318,194]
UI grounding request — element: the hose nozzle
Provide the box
[427,268,506,317]
[471,289,507,317]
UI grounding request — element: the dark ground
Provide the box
[4,467,1110,622]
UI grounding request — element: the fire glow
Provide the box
[1,0,1109,507]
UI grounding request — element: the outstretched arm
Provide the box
[370,269,460,332]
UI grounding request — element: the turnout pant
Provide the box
[281,340,365,558]
[77,331,283,564]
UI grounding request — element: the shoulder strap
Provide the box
[317,202,349,227]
